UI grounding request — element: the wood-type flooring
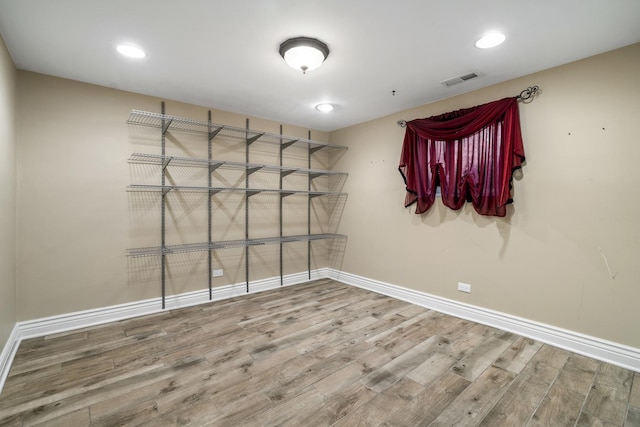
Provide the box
[0,279,638,426]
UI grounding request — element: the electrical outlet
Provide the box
[212,269,223,277]
[458,282,471,293]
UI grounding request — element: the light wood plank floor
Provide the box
[1,279,638,426]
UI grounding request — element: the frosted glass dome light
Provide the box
[279,37,330,74]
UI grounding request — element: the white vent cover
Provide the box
[440,72,482,87]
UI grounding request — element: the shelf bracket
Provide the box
[247,166,262,175]
[247,189,263,197]
[282,140,298,150]
[162,156,173,170]
[209,161,224,173]
[209,188,222,196]
[208,127,223,141]
[162,186,172,196]
[281,169,297,178]
[309,172,324,180]
[161,118,172,135]
[309,145,325,155]
[281,191,296,198]
[247,133,264,145]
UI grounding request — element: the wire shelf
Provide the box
[127,183,345,197]
[128,153,217,169]
[127,233,347,257]
[128,153,348,180]
[128,110,348,152]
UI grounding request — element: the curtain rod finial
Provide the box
[517,86,540,102]
[397,120,407,128]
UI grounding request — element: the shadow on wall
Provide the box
[411,184,523,260]
[328,236,348,272]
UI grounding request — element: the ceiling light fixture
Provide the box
[279,37,329,74]
[315,103,334,113]
[475,32,506,49]
[117,44,146,58]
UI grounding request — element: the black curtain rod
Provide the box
[397,85,539,128]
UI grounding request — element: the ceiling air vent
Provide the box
[440,72,482,87]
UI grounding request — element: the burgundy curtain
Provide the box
[399,97,525,217]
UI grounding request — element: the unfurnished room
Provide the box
[1,1,640,426]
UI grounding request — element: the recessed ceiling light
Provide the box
[117,44,146,58]
[475,33,505,49]
[315,103,334,113]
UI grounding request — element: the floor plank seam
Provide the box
[573,362,600,427]
[523,348,565,426]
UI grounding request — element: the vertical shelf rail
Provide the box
[243,118,264,293]
[278,127,297,287]
[207,111,213,300]
[160,102,167,309]
[245,118,250,293]
[279,125,284,287]
[307,130,312,280]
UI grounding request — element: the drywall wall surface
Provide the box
[0,35,17,348]
[330,43,640,348]
[15,71,330,321]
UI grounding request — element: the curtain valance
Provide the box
[399,97,525,217]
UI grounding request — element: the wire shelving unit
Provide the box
[126,104,348,308]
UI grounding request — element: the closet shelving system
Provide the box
[126,104,348,308]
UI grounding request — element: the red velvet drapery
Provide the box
[399,97,525,217]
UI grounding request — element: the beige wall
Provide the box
[11,42,640,351]
[0,35,17,349]
[331,43,640,348]
[16,71,330,321]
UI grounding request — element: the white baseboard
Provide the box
[328,269,640,373]
[0,268,328,393]
[0,323,20,394]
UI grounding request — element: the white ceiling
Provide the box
[1,0,639,131]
